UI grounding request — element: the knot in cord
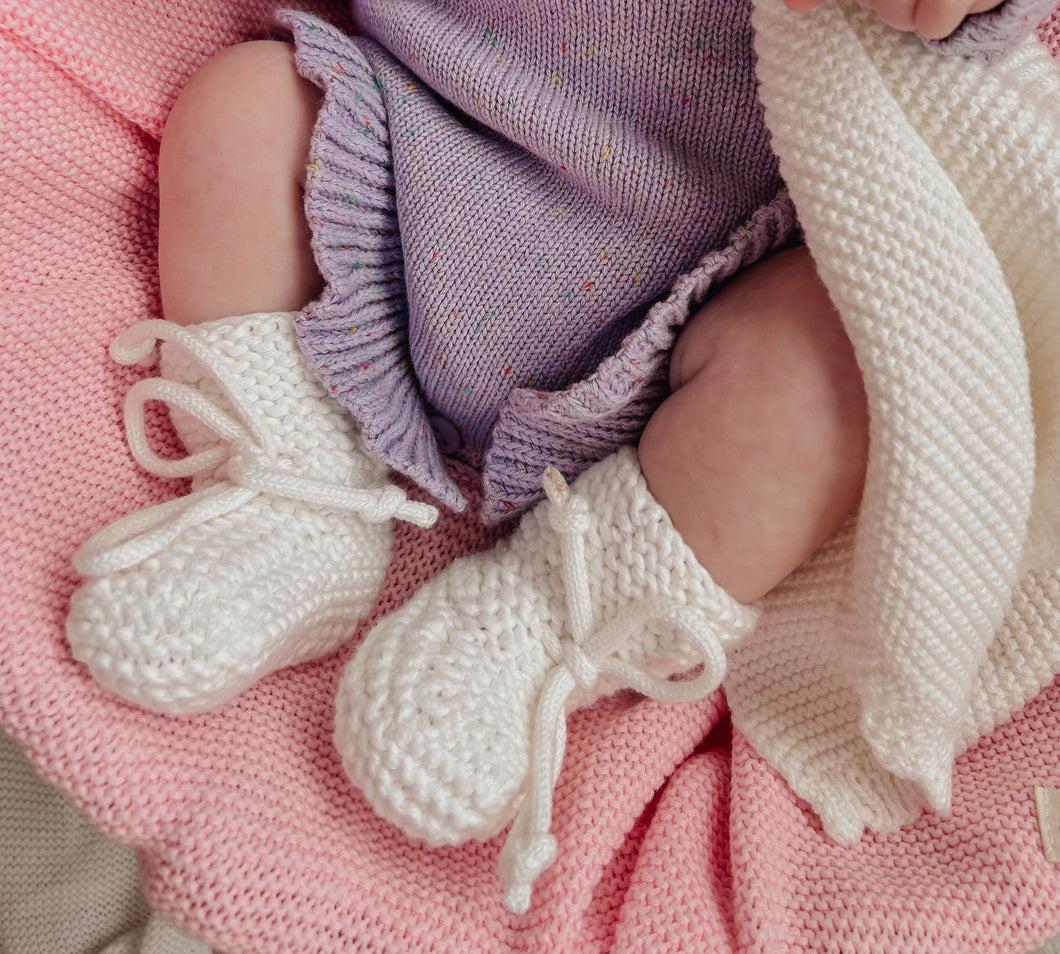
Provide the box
[221,447,277,484]
[560,640,598,691]
[358,483,417,523]
[545,467,591,536]
[498,464,738,914]
[110,325,159,366]
[498,831,558,915]
[74,319,438,576]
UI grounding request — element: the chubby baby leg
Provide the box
[158,40,322,325]
[639,245,870,603]
[333,256,863,910]
[65,41,438,715]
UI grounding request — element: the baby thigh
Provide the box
[158,41,323,326]
[639,246,869,603]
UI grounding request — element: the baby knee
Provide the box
[669,245,850,394]
[162,41,318,168]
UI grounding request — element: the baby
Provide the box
[66,0,1049,912]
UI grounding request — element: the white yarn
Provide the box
[725,0,1060,841]
[67,312,437,715]
[497,466,740,913]
[335,447,759,913]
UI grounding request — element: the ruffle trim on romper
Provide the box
[283,11,797,523]
[282,11,466,512]
[480,190,799,523]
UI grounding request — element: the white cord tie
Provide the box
[560,640,599,691]
[498,466,731,914]
[74,320,438,577]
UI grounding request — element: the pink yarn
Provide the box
[2,2,1059,951]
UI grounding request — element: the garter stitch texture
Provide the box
[66,312,435,714]
[727,0,1060,840]
[3,1,1060,952]
[285,0,1054,521]
[335,447,759,911]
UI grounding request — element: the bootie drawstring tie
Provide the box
[498,466,749,914]
[75,319,437,577]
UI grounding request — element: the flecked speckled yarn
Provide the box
[284,0,1055,521]
[3,1,1060,952]
[283,3,790,519]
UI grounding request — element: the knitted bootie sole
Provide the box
[67,312,436,715]
[335,447,758,911]
[68,494,394,713]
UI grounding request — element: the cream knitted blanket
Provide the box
[727,0,1060,841]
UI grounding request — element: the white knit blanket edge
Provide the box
[725,0,1060,842]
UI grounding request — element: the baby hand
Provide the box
[782,0,1003,39]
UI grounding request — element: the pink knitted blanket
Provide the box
[2,2,1060,951]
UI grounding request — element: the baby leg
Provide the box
[333,248,868,900]
[66,42,437,715]
[639,244,869,603]
[158,40,322,325]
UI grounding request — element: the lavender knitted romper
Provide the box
[279,0,1048,522]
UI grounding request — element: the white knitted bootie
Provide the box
[67,312,437,715]
[335,446,758,912]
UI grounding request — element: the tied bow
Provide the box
[498,467,753,914]
[74,319,437,577]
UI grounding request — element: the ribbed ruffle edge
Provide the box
[282,12,796,522]
[281,11,466,511]
[480,191,798,522]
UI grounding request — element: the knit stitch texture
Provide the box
[728,0,1060,842]
[285,6,794,519]
[66,311,435,714]
[2,1,1060,953]
[335,447,759,912]
[286,0,1054,522]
